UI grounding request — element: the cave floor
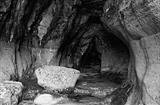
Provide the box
[20,70,120,105]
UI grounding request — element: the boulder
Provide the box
[0,81,23,105]
[35,66,80,91]
[34,94,68,105]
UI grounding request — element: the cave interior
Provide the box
[0,0,141,105]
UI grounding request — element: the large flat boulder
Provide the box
[0,81,23,105]
[35,66,80,91]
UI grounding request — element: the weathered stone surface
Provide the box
[0,41,32,81]
[124,40,147,105]
[16,47,32,79]
[142,88,159,105]
[0,81,23,105]
[148,0,160,19]
[103,0,160,40]
[37,2,54,41]
[32,48,55,67]
[34,94,68,105]
[141,34,160,105]
[74,81,117,98]
[102,0,160,105]
[0,42,15,81]
[141,34,160,64]
[35,66,80,91]
[130,40,146,81]
[125,34,160,105]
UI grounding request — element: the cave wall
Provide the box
[102,0,160,105]
[0,41,32,81]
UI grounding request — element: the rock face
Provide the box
[141,34,160,105]
[35,66,80,91]
[0,81,23,105]
[0,41,32,81]
[102,0,160,105]
[0,42,16,81]
[32,48,55,67]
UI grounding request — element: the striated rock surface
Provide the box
[0,81,23,105]
[74,81,117,98]
[32,48,55,67]
[102,0,160,105]
[0,41,32,81]
[141,34,160,105]
[35,66,80,91]
[0,42,16,81]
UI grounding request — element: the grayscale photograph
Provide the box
[0,0,159,105]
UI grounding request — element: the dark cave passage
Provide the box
[77,29,130,84]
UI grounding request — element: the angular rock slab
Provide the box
[0,81,23,105]
[35,66,80,91]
